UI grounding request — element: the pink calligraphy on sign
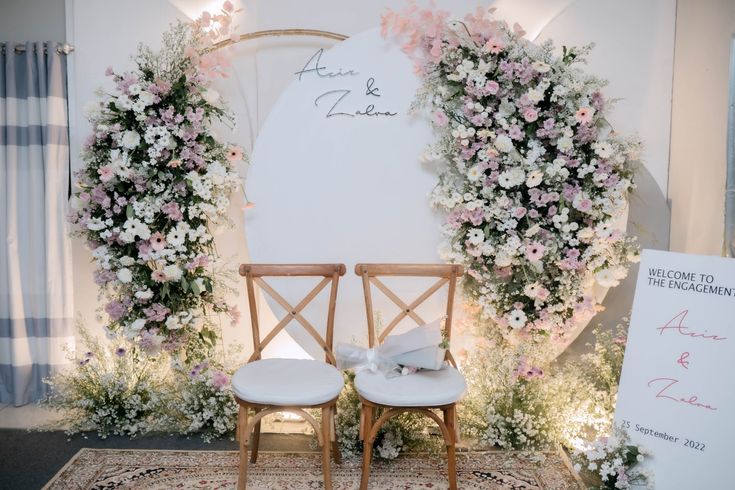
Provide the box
[656,310,727,342]
[647,378,717,411]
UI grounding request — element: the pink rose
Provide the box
[523,108,538,122]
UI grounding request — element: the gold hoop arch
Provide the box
[209,29,348,52]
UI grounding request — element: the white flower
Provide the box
[121,130,141,149]
[593,141,614,159]
[138,90,155,106]
[532,61,551,73]
[167,227,186,247]
[86,218,107,231]
[467,228,485,246]
[163,264,183,282]
[165,315,182,330]
[129,318,146,331]
[119,256,135,266]
[595,269,620,287]
[494,252,512,267]
[202,88,220,105]
[467,165,483,182]
[135,289,154,300]
[557,135,573,152]
[117,268,133,283]
[524,283,541,298]
[507,309,527,329]
[525,170,543,188]
[498,167,525,189]
[494,134,514,153]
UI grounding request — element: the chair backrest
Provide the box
[239,264,346,365]
[354,263,463,365]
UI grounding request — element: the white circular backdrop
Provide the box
[245,28,447,357]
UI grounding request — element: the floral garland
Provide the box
[382,4,640,343]
[69,2,244,359]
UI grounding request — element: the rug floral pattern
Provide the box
[44,449,584,489]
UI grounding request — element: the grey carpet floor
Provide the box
[0,429,315,490]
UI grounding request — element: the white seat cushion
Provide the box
[231,358,344,406]
[355,366,466,407]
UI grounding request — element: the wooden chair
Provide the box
[232,264,346,490]
[354,263,465,490]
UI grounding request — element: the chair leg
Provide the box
[359,404,374,490]
[321,407,333,490]
[250,418,261,464]
[237,406,250,490]
[443,406,458,490]
[330,405,341,465]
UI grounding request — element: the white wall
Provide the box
[65,0,677,354]
[668,0,735,255]
[0,0,66,42]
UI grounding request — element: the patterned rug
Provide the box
[43,448,584,489]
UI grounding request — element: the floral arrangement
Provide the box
[166,360,239,442]
[335,372,434,459]
[68,2,244,360]
[459,318,629,450]
[382,4,640,343]
[43,326,170,438]
[572,426,653,489]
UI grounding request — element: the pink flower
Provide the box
[574,107,594,125]
[536,287,550,301]
[226,146,243,161]
[98,165,114,182]
[149,232,166,251]
[433,110,448,127]
[574,198,593,213]
[484,37,504,54]
[513,207,527,219]
[525,242,545,262]
[523,108,538,122]
[485,80,499,95]
[161,202,183,221]
[167,159,181,168]
[104,66,114,77]
[210,370,229,390]
[151,270,167,283]
[222,0,234,13]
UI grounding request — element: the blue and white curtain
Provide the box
[0,42,74,405]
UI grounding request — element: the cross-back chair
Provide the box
[232,264,346,490]
[354,263,466,490]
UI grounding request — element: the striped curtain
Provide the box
[0,42,74,406]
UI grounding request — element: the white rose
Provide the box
[117,268,133,283]
[119,256,135,266]
[121,130,140,149]
[165,315,181,330]
[135,289,153,300]
[163,264,182,282]
[138,90,155,106]
[532,61,551,73]
[202,88,220,105]
[494,253,512,267]
[494,134,514,153]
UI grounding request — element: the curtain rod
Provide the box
[0,43,75,55]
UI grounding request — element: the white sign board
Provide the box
[615,249,735,489]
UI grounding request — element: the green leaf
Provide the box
[180,278,189,292]
[126,205,134,219]
[190,279,201,295]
